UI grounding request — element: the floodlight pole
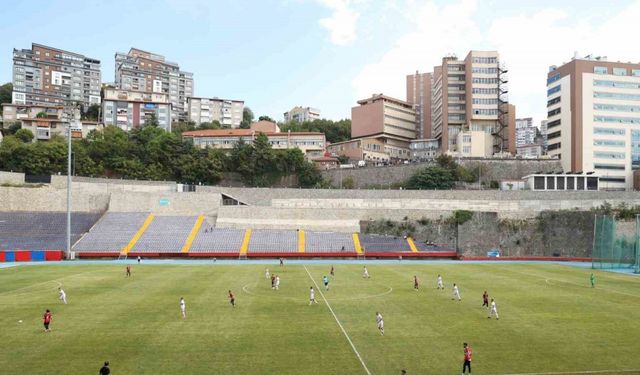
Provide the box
[63,102,76,260]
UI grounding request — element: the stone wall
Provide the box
[321,159,563,188]
[364,211,602,257]
[0,171,27,185]
[107,191,221,215]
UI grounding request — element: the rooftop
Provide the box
[182,129,324,137]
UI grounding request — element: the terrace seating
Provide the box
[133,216,198,252]
[189,227,245,253]
[73,212,149,252]
[0,212,102,250]
[412,240,455,252]
[359,234,412,253]
[248,229,298,253]
[305,231,355,253]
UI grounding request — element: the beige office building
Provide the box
[327,138,389,164]
[284,106,321,123]
[431,51,513,156]
[546,55,640,190]
[187,97,244,128]
[351,94,416,161]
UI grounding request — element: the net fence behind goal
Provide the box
[592,215,639,273]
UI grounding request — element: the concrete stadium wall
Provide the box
[50,175,176,192]
[0,187,109,212]
[107,191,220,215]
[321,159,563,188]
[0,171,26,185]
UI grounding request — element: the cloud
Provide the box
[351,0,640,125]
[317,0,360,46]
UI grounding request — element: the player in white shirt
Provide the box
[180,297,186,318]
[309,287,318,305]
[58,287,67,304]
[265,268,270,279]
[452,283,461,301]
[437,274,444,290]
[275,275,280,290]
[375,312,384,336]
[488,298,499,320]
[363,266,370,278]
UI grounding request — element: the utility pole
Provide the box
[63,102,78,260]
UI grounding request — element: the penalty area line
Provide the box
[303,265,372,375]
[491,368,640,375]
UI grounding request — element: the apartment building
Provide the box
[351,94,416,161]
[546,55,640,190]
[406,71,432,139]
[515,117,537,147]
[115,48,193,121]
[187,97,244,127]
[102,88,172,131]
[431,51,512,156]
[409,139,440,161]
[182,129,325,158]
[284,106,321,123]
[540,120,549,152]
[12,43,101,109]
[1,103,63,122]
[327,138,389,164]
[20,118,102,141]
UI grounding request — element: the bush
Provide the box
[405,166,455,190]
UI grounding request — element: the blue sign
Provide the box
[159,198,170,206]
[144,103,157,109]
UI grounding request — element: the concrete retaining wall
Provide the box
[107,191,220,215]
[321,159,563,188]
[0,171,26,185]
[0,187,109,212]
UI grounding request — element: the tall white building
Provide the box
[187,97,244,128]
[546,55,640,190]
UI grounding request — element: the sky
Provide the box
[1,0,639,126]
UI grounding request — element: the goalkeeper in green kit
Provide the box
[590,273,596,288]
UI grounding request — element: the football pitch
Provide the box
[1,262,639,374]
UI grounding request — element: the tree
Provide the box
[199,121,221,130]
[14,128,34,143]
[279,119,351,144]
[36,112,48,118]
[405,166,455,190]
[240,107,254,129]
[0,83,12,115]
[83,104,101,121]
[143,113,159,127]
[258,115,274,122]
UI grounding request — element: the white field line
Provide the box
[303,265,372,375]
[491,369,640,375]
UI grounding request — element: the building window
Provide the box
[594,80,640,89]
[594,164,626,170]
[548,142,561,151]
[547,97,561,107]
[594,66,608,74]
[547,74,561,84]
[534,177,544,190]
[557,177,565,190]
[593,139,625,147]
[594,92,640,101]
[547,85,561,96]
[594,127,625,135]
[594,115,640,125]
[547,131,561,140]
[546,176,555,189]
[593,151,625,159]
[567,177,575,190]
[594,104,640,112]
[613,68,627,76]
[548,108,561,117]
[633,70,640,77]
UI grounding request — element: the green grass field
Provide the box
[1,262,639,374]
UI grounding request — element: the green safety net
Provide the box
[592,215,640,273]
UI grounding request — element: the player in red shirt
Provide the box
[126,265,131,277]
[482,291,489,308]
[413,275,419,291]
[228,290,236,307]
[462,342,472,374]
[43,309,52,332]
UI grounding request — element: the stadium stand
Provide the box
[189,227,245,254]
[359,234,412,252]
[248,229,298,253]
[0,212,102,250]
[73,212,149,253]
[132,216,198,253]
[305,231,355,253]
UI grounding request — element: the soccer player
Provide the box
[482,291,489,308]
[437,274,444,290]
[99,361,110,375]
[265,268,270,279]
[323,275,330,291]
[126,265,131,277]
[363,266,370,278]
[43,309,52,332]
[137,256,141,264]
[271,274,276,289]
[462,342,472,374]
[58,287,67,304]
[376,312,384,336]
[452,283,461,301]
[309,287,318,305]
[488,298,499,320]
[180,297,186,319]
[229,290,236,308]
[413,276,419,291]
[275,275,280,290]
[590,273,596,288]
[279,257,284,267]
[330,266,335,277]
